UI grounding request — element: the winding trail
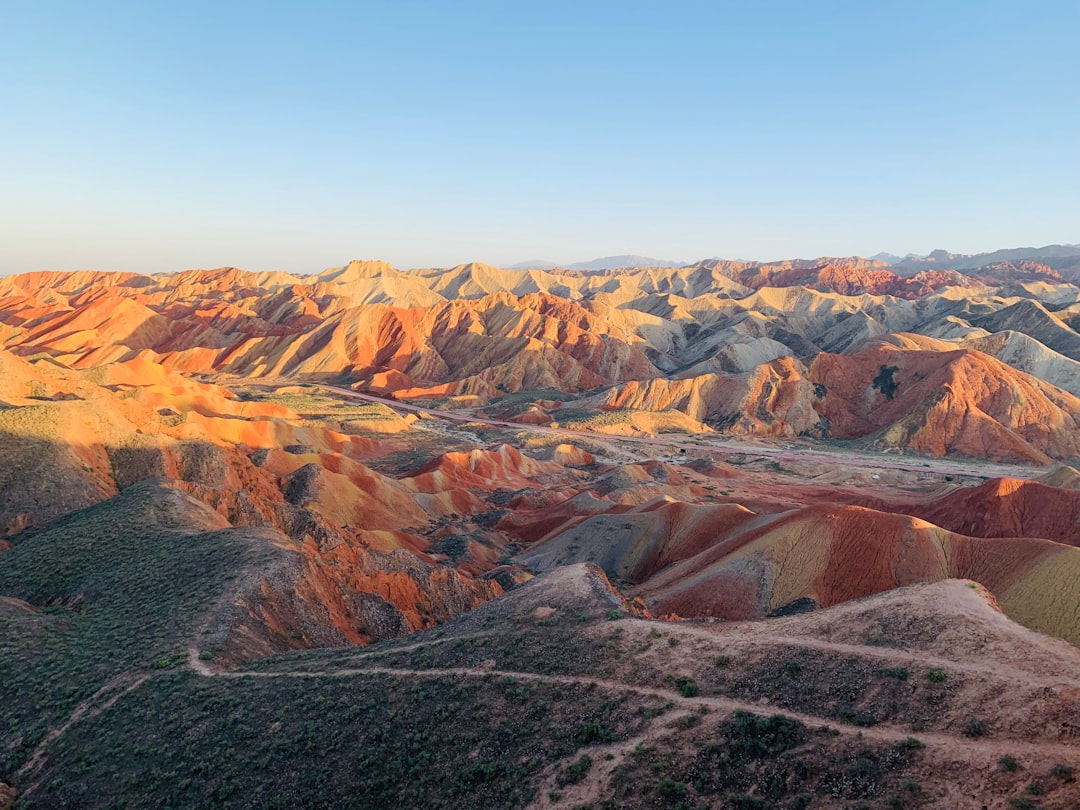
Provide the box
[188,648,1080,762]
[668,627,1080,691]
[18,628,1080,804]
[16,673,150,799]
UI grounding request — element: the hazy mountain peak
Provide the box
[566,255,684,271]
[506,259,559,270]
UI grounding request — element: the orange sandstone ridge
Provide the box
[4,258,1080,658]
[5,261,1080,461]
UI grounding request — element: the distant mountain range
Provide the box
[890,244,1080,275]
[869,252,907,264]
[505,259,561,270]
[509,245,1080,274]
[507,255,685,271]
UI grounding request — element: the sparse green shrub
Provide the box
[1052,763,1074,780]
[879,667,909,680]
[999,755,1020,772]
[559,754,592,786]
[926,667,946,683]
[675,714,702,730]
[963,719,987,738]
[727,793,766,809]
[607,609,621,621]
[837,705,877,727]
[900,737,925,749]
[576,722,615,745]
[459,761,499,785]
[715,655,730,667]
[722,711,805,760]
[658,778,687,800]
[673,676,699,698]
[431,535,469,562]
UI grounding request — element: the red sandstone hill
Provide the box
[598,338,1080,461]
[524,500,1080,645]
[914,477,1080,546]
[692,256,972,298]
[811,340,1080,461]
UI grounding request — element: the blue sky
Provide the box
[2,1,1077,274]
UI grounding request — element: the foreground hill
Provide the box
[5,552,1079,809]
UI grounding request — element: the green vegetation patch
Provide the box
[605,708,918,808]
[871,365,900,400]
[721,711,807,760]
[32,672,660,809]
[0,482,271,777]
[722,649,954,734]
[240,387,397,419]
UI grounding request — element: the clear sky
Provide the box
[2,0,1078,274]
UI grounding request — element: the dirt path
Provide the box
[188,645,215,676]
[316,384,1041,480]
[17,638,1078,804]
[529,716,676,810]
[663,625,1080,690]
[16,673,150,799]
[189,657,1080,761]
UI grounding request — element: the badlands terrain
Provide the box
[3,246,1080,808]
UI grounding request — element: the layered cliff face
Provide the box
[595,339,1080,460]
[598,357,826,437]
[811,341,1080,461]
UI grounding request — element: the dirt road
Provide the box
[317,384,1041,480]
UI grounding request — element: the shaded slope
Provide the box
[970,298,1080,361]
[965,329,1080,396]
[0,481,296,779]
[916,477,1080,546]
